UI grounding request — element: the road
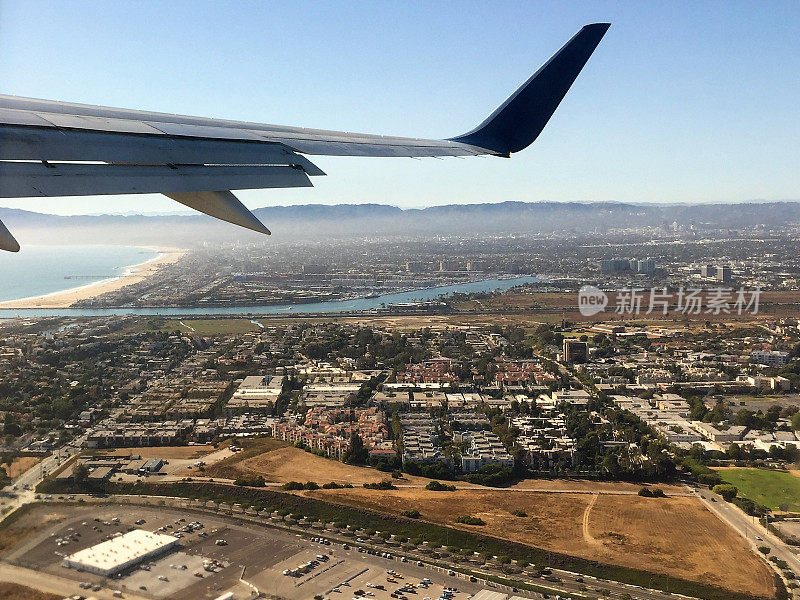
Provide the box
[690,485,800,597]
[0,433,86,519]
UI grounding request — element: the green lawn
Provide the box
[715,467,800,512]
[176,318,263,335]
[123,317,263,335]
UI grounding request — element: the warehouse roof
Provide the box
[64,529,177,572]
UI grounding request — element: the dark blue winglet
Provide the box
[450,23,610,156]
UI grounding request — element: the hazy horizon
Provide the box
[5,197,800,219]
[1,1,798,216]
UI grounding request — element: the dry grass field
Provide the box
[207,444,435,486]
[307,487,773,597]
[507,478,687,494]
[197,442,771,594]
[0,583,59,600]
[5,456,40,478]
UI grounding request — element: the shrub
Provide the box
[303,481,319,490]
[465,465,514,487]
[712,483,738,501]
[402,509,421,519]
[455,515,486,526]
[638,487,654,498]
[363,480,396,490]
[234,475,266,487]
[426,480,456,492]
[511,509,528,517]
[282,481,304,490]
[758,546,771,555]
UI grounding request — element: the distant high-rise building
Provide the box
[716,265,732,283]
[637,259,656,275]
[439,260,463,272]
[700,265,717,278]
[302,264,329,274]
[600,257,656,275]
[600,259,632,274]
[405,261,428,273]
[563,339,588,363]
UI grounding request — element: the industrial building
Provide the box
[61,529,179,576]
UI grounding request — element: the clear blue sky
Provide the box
[0,0,798,215]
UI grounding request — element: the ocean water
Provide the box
[0,245,158,302]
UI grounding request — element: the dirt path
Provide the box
[582,493,599,545]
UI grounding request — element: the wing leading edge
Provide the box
[0,23,609,251]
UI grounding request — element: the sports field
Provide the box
[716,467,800,512]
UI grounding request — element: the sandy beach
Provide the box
[0,246,187,309]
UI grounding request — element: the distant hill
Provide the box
[2,200,799,247]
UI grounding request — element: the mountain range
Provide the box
[1,201,799,247]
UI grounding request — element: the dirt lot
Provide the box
[204,444,693,496]
[0,507,65,558]
[5,456,41,479]
[307,487,773,598]
[103,445,217,459]
[0,582,59,600]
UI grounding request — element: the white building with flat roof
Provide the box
[62,529,179,576]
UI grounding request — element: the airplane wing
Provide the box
[0,23,609,251]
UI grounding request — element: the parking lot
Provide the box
[251,536,490,600]
[3,503,508,600]
[4,504,303,599]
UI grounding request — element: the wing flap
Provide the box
[0,218,20,252]
[0,162,311,197]
[166,190,270,235]
[0,126,325,174]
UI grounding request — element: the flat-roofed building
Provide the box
[551,389,591,406]
[224,374,284,415]
[62,529,179,576]
[751,351,790,366]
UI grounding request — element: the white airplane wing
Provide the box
[0,23,609,251]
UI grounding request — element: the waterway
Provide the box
[0,275,540,318]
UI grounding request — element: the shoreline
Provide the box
[0,246,187,309]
